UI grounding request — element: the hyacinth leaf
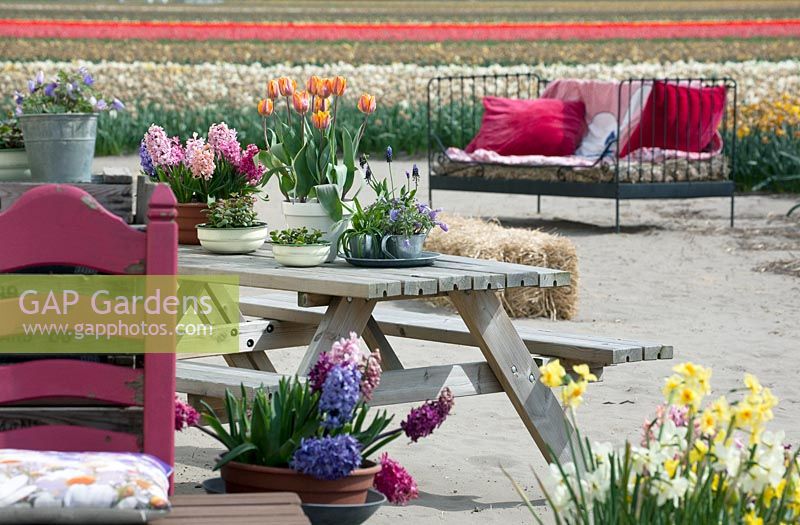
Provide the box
[199,405,235,451]
[316,183,343,221]
[341,127,356,197]
[214,442,259,470]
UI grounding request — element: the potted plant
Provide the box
[0,117,29,181]
[140,122,267,244]
[257,76,376,262]
[193,333,454,505]
[196,194,268,254]
[14,67,123,182]
[342,151,448,260]
[269,227,330,267]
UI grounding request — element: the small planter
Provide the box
[196,223,268,254]
[345,233,383,259]
[175,202,209,245]
[220,461,380,505]
[381,233,428,259]
[282,200,352,262]
[0,148,31,181]
[17,113,97,183]
[272,244,330,267]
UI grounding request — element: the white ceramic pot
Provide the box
[272,244,330,267]
[281,200,352,262]
[196,223,268,254]
[0,148,31,181]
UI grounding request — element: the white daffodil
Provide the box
[651,476,689,508]
[713,441,743,477]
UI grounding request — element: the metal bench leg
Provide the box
[537,195,541,214]
[730,193,735,227]
[615,197,621,233]
[449,290,576,463]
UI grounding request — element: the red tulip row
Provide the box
[1,18,798,41]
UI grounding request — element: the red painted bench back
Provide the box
[0,184,177,474]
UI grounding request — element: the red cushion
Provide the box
[465,97,586,156]
[620,81,726,156]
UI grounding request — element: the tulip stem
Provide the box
[285,96,292,126]
[262,117,269,150]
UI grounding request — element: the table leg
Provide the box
[362,317,404,371]
[448,290,575,463]
[297,296,377,374]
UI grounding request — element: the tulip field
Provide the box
[1,0,799,191]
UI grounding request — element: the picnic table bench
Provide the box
[177,246,672,463]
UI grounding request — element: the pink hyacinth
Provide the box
[174,396,200,431]
[641,404,693,445]
[374,453,418,505]
[329,332,363,367]
[239,143,266,185]
[360,349,382,401]
[185,133,215,180]
[168,136,185,166]
[208,122,241,165]
[144,124,173,167]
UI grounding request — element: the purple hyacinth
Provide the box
[308,352,335,393]
[389,208,400,222]
[400,388,454,442]
[385,146,393,163]
[13,91,23,105]
[27,79,35,93]
[319,363,362,429]
[290,435,362,481]
[79,66,94,86]
[411,164,420,185]
[139,139,156,178]
[111,98,125,111]
[35,71,44,86]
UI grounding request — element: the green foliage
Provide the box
[729,127,800,192]
[203,194,260,229]
[0,118,24,149]
[17,67,121,115]
[269,227,326,245]
[200,379,397,470]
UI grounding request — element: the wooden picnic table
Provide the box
[157,493,309,524]
[178,246,576,462]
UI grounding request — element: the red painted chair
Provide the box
[0,184,177,479]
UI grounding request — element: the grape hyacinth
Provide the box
[400,388,455,442]
[290,435,362,481]
[373,453,418,505]
[319,363,362,429]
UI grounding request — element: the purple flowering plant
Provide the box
[14,67,123,116]
[194,332,454,504]
[139,122,267,204]
[340,149,448,256]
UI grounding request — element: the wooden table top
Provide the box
[157,493,309,524]
[179,246,570,300]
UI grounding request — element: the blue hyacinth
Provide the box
[139,140,155,179]
[290,435,362,480]
[319,363,362,429]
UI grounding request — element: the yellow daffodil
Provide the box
[572,364,598,382]
[710,396,732,425]
[539,359,566,388]
[689,440,709,464]
[744,373,763,395]
[663,374,682,400]
[735,402,756,429]
[663,458,679,478]
[763,478,786,506]
[699,409,717,435]
[743,510,764,525]
[677,386,698,408]
[561,380,587,409]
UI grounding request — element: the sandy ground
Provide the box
[97,155,800,524]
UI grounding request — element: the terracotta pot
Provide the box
[220,461,380,505]
[175,202,208,245]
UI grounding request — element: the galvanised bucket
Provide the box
[17,113,97,183]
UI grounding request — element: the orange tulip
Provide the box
[311,110,331,130]
[278,77,296,97]
[306,75,322,96]
[357,93,376,115]
[266,79,280,100]
[314,96,330,112]
[257,98,274,117]
[292,90,310,114]
[332,75,347,97]
[317,78,333,98]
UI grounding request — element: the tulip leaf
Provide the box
[316,183,343,221]
[292,143,314,199]
[341,127,357,197]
